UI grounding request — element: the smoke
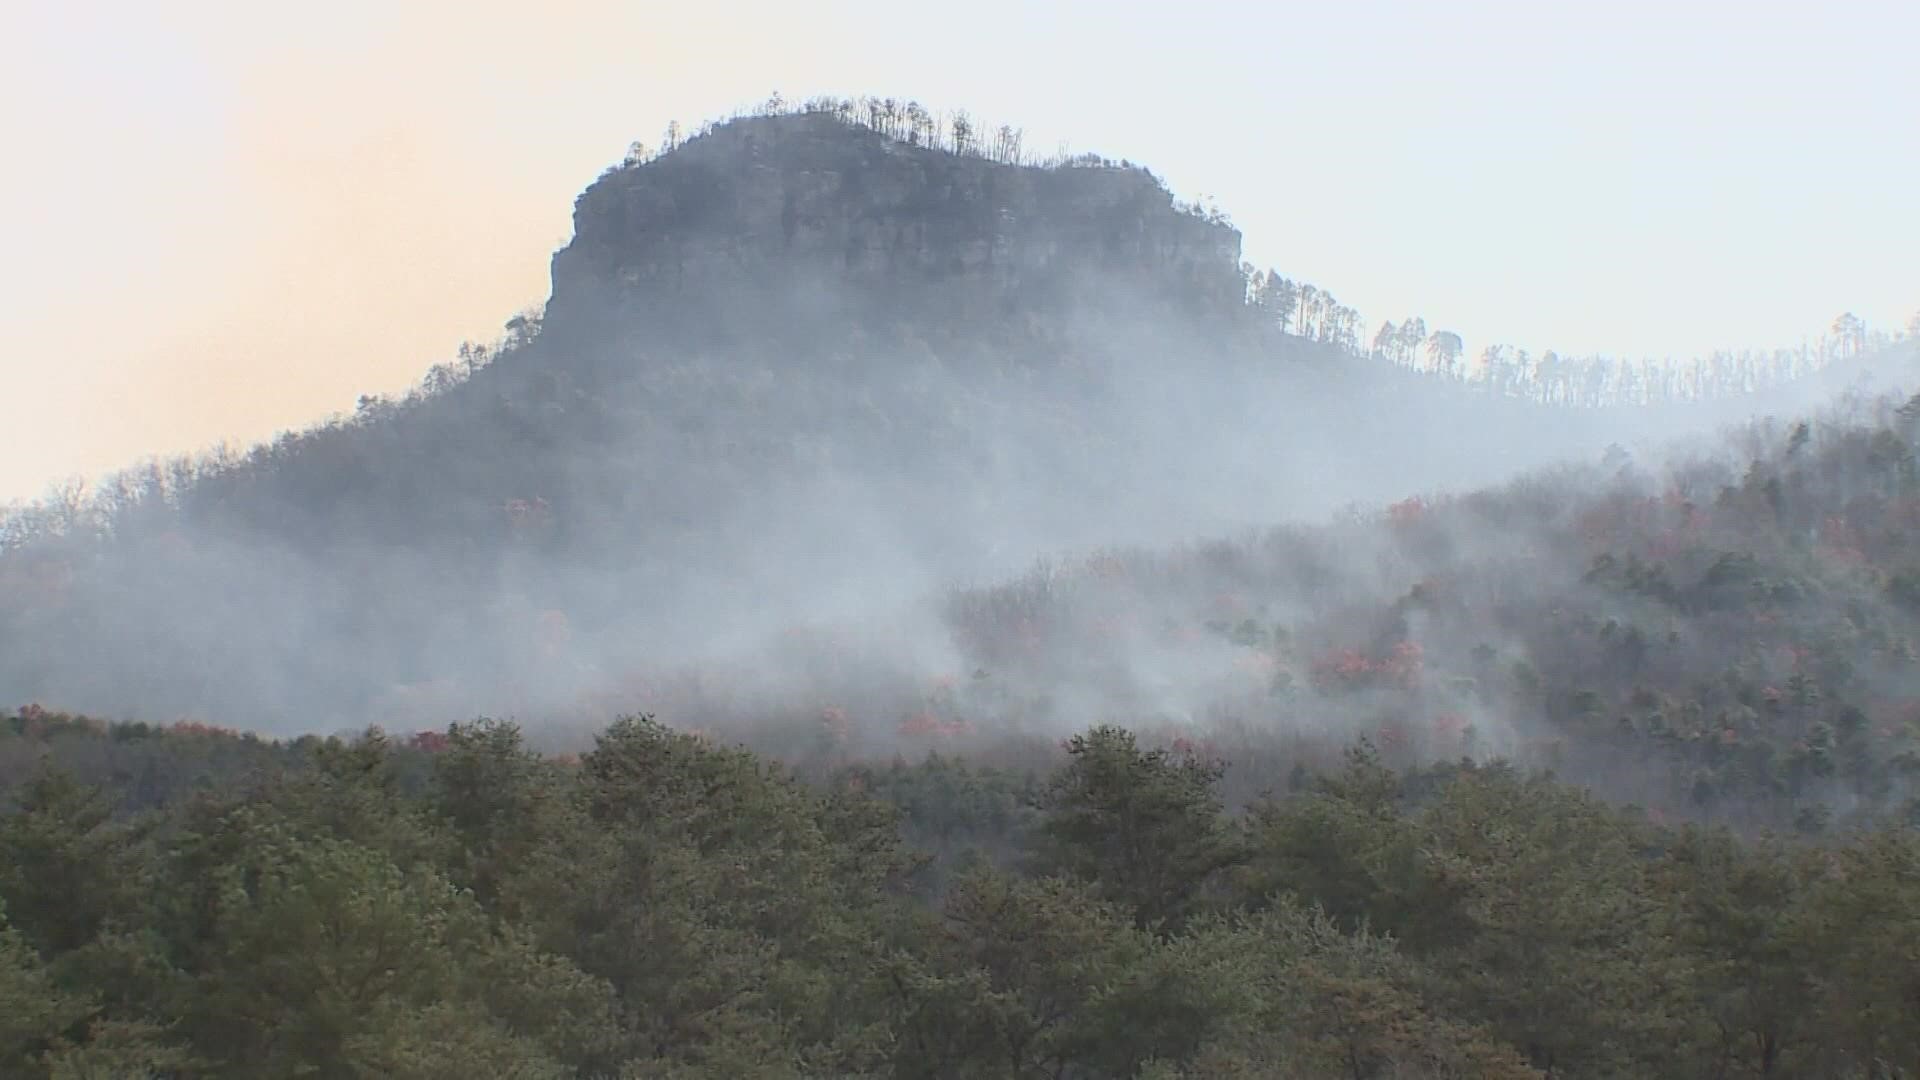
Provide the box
[3,121,1917,837]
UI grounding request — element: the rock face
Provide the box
[547,113,1245,334]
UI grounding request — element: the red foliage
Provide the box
[898,712,971,739]
[1387,497,1426,528]
[169,720,238,739]
[1309,648,1376,692]
[408,730,451,754]
[1312,641,1424,693]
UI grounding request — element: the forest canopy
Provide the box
[2,708,1919,1078]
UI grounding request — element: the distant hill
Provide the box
[1,106,1913,734]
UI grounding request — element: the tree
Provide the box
[0,765,148,959]
[427,718,565,907]
[514,716,907,1073]
[0,901,92,1075]
[951,111,975,156]
[1236,742,1429,935]
[1264,274,1299,333]
[174,827,484,1076]
[1162,904,1541,1079]
[1373,321,1398,359]
[905,101,934,147]
[882,867,1198,1079]
[991,124,1023,164]
[1398,317,1428,367]
[1411,767,1692,1076]
[1426,330,1464,376]
[1653,828,1814,1076]
[1830,312,1866,359]
[1028,726,1241,930]
[1790,827,1920,1074]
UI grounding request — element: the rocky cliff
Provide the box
[545,112,1246,337]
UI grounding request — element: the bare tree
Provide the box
[951,111,975,156]
[905,102,933,146]
[1264,275,1298,333]
[992,124,1023,164]
[1398,317,1427,367]
[1830,312,1866,359]
[1426,330,1464,375]
[1373,321,1397,359]
[1297,284,1319,340]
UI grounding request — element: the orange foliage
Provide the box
[1309,640,1422,693]
[408,730,451,754]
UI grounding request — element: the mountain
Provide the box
[0,108,1911,735]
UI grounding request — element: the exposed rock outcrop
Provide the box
[546,113,1245,337]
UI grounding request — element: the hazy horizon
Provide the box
[3,0,1916,501]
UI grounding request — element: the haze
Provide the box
[1,0,1913,501]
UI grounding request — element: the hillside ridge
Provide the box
[541,111,1247,354]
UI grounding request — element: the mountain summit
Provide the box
[546,112,1246,344]
[4,105,1902,732]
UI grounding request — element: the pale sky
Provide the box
[2,0,1915,501]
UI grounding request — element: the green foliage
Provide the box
[1028,725,1241,929]
[1409,767,1692,1075]
[0,902,91,1075]
[0,764,149,959]
[1161,904,1539,1079]
[4,716,1920,1076]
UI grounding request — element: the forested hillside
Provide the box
[1,106,1908,732]
[449,373,1913,831]
[4,94,1920,1078]
[3,707,1920,1078]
